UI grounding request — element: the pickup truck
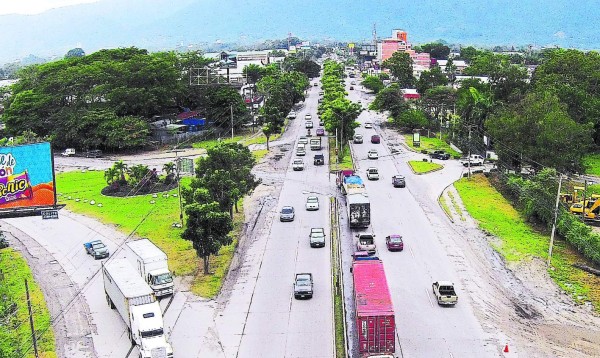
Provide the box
[429,150,450,160]
[309,228,326,248]
[294,273,314,299]
[313,154,324,165]
[356,233,376,255]
[432,281,458,306]
[366,167,379,180]
[460,154,484,167]
[84,239,109,259]
[292,159,304,171]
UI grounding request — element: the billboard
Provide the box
[0,142,55,209]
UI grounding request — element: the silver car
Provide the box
[280,206,295,222]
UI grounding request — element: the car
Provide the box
[430,150,451,160]
[356,233,376,255]
[353,134,363,144]
[366,167,379,180]
[316,128,325,136]
[371,135,380,144]
[357,100,362,104]
[296,144,306,156]
[280,206,295,222]
[84,149,103,158]
[288,111,297,119]
[368,149,379,160]
[319,120,324,126]
[351,80,357,85]
[83,239,110,259]
[306,196,319,211]
[294,273,314,299]
[313,82,318,87]
[314,154,324,165]
[292,159,304,171]
[305,121,313,129]
[298,136,309,145]
[392,175,406,188]
[309,228,326,248]
[305,114,312,120]
[386,235,404,251]
[364,122,373,128]
[349,86,354,90]
[61,148,76,157]
[319,91,324,95]
[318,98,323,103]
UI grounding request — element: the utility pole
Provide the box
[582,180,588,221]
[25,279,39,358]
[548,175,563,266]
[467,126,472,179]
[230,104,234,139]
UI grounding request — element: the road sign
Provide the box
[41,210,59,219]
[178,158,194,174]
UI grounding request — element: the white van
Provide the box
[296,143,306,156]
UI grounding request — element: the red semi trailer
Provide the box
[352,258,396,358]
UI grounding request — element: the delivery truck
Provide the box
[347,193,371,228]
[352,258,395,357]
[125,239,174,298]
[103,259,173,357]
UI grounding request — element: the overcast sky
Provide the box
[0,0,99,15]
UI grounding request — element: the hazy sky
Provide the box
[0,0,99,15]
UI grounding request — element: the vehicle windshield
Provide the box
[282,208,293,214]
[360,238,374,245]
[296,279,311,286]
[140,328,164,338]
[153,273,173,285]
[389,236,402,243]
[307,197,318,203]
[92,243,106,249]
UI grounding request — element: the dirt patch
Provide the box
[100,180,178,197]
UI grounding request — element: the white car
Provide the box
[306,196,319,211]
[366,167,379,180]
[368,149,379,160]
[305,114,312,120]
[288,111,297,119]
[292,159,304,171]
[305,121,313,129]
[298,136,309,145]
[364,122,373,128]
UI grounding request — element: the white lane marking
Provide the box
[409,246,415,259]
[426,288,434,308]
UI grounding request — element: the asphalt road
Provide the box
[213,82,335,358]
[341,77,501,357]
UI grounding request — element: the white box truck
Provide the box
[125,239,174,298]
[103,259,173,358]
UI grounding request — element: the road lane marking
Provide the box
[426,288,434,308]
[409,246,415,259]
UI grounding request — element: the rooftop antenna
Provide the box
[372,23,377,45]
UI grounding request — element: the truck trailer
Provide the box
[352,258,395,357]
[310,137,322,150]
[125,239,174,298]
[347,193,371,228]
[103,259,173,358]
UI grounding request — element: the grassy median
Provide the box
[403,133,461,157]
[328,137,353,171]
[455,174,600,311]
[408,160,443,174]
[0,248,56,358]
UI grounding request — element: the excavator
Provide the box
[560,186,585,205]
[569,193,600,219]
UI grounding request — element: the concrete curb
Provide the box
[438,184,456,224]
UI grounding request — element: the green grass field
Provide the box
[408,160,443,174]
[56,171,241,298]
[403,133,461,157]
[455,174,600,311]
[582,153,600,176]
[0,248,56,358]
[328,137,353,171]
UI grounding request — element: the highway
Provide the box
[340,76,502,357]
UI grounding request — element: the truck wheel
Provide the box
[128,328,135,344]
[105,293,115,309]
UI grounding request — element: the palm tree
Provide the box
[112,160,128,182]
[104,167,119,185]
[163,162,176,175]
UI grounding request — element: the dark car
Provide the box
[371,135,380,144]
[294,273,314,299]
[316,128,325,136]
[392,175,406,188]
[314,154,324,165]
[83,239,109,259]
[84,149,103,158]
[386,235,404,251]
[430,150,451,160]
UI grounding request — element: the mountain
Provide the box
[1,0,598,64]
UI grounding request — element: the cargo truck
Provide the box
[103,259,173,358]
[347,193,371,228]
[352,258,395,357]
[125,239,174,298]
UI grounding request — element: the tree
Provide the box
[459,46,482,62]
[421,86,457,127]
[370,84,409,118]
[112,160,128,182]
[486,91,593,172]
[444,57,457,83]
[392,109,428,130]
[320,98,362,148]
[418,42,450,60]
[292,59,321,78]
[361,76,384,93]
[463,52,529,102]
[416,66,448,94]
[191,143,259,217]
[182,202,233,274]
[382,51,414,87]
[243,64,265,84]
[65,48,85,59]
